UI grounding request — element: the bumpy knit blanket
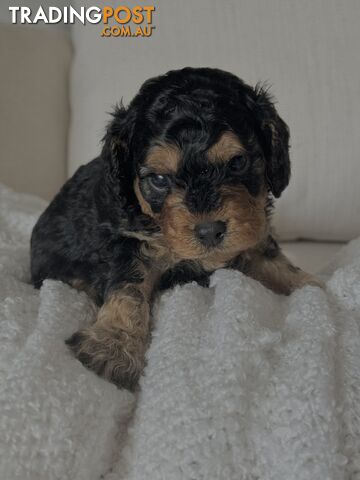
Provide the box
[1,182,360,480]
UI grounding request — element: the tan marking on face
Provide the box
[216,184,267,247]
[158,185,268,266]
[207,131,245,165]
[134,177,155,217]
[159,190,201,260]
[145,143,181,174]
[133,178,179,267]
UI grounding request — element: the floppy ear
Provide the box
[253,87,291,198]
[101,103,137,196]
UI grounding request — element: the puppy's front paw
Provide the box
[66,326,145,390]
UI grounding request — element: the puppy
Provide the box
[30,67,322,389]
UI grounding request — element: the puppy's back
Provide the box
[30,158,103,288]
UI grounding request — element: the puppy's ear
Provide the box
[101,103,137,195]
[251,86,291,198]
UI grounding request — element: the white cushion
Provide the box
[69,0,360,241]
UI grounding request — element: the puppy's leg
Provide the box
[233,237,325,296]
[68,278,102,305]
[66,276,155,389]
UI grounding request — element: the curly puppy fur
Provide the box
[30,67,323,389]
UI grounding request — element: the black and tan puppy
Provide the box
[31,67,322,389]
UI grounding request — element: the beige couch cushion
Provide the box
[281,241,344,274]
[69,0,360,242]
[0,25,72,200]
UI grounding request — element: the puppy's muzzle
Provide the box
[195,220,227,247]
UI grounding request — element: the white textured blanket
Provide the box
[1,182,360,480]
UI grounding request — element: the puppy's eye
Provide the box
[148,174,170,191]
[228,155,249,174]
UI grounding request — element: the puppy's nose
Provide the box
[195,221,227,247]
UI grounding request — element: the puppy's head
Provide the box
[102,67,290,260]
